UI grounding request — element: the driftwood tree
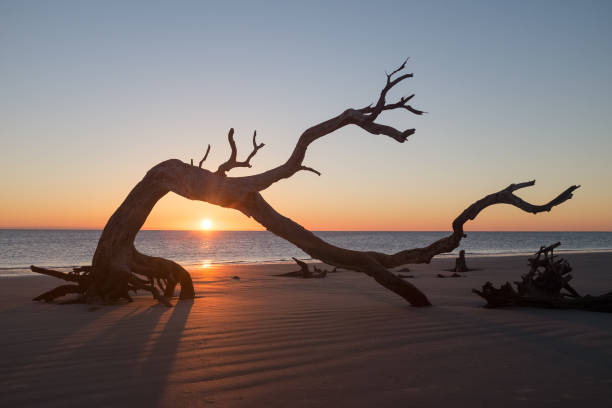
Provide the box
[32,60,579,307]
[473,243,612,312]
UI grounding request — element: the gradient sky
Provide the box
[1,0,611,231]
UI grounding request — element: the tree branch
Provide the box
[215,129,265,176]
[299,165,321,176]
[363,58,422,120]
[198,144,211,168]
[231,59,422,192]
[231,181,578,306]
[376,181,581,267]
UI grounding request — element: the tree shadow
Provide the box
[0,299,193,407]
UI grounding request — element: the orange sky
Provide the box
[1,178,609,231]
[1,2,611,232]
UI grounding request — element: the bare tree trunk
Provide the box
[31,60,579,307]
[88,171,196,303]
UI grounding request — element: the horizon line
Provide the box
[2,228,612,233]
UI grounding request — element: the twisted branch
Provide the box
[370,181,581,267]
[215,129,265,176]
[28,59,580,308]
[234,180,578,306]
[360,58,423,119]
[232,59,423,192]
[198,144,211,168]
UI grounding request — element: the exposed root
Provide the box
[129,276,172,307]
[33,284,83,302]
[31,253,194,307]
[473,243,612,312]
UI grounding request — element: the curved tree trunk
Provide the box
[88,163,196,304]
[31,60,579,307]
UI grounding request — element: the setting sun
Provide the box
[200,218,213,230]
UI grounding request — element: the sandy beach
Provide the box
[1,252,611,407]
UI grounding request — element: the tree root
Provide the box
[31,255,194,307]
[473,243,612,312]
[33,284,83,302]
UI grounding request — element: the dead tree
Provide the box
[473,243,612,312]
[31,59,579,307]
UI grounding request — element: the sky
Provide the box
[1,0,611,231]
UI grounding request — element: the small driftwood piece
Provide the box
[445,250,475,272]
[437,273,464,278]
[473,243,612,312]
[454,250,470,272]
[274,258,337,279]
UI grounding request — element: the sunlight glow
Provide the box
[201,260,211,268]
[200,218,213,230]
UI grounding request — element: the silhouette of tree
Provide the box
[31,60,579,307]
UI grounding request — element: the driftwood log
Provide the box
[31,59,579,307]
[273,258,336,278]
[473,243,612,312]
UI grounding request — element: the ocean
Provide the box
[1,229,612,277]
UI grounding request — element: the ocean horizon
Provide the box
[2,229,612,277]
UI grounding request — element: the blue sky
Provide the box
[1,1,611,230]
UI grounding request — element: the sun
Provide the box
[200,218,213,230]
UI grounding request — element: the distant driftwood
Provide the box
[454,250,470,272]
[473,243,612,312]
[437,273,465,278]
[444,250,475,273]
[273,258,336,279]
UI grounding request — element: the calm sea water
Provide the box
[1,229,612,276]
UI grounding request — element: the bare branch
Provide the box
[198,144,211,168]
[216,128,237,174]
[231,60,421,192]
[30,265,81,282]
[231,180,578,306]
[367,59,418,120]
[387,57,408,79]
[243,131,265,164]
[359,94,425,116]
[299,165,321,176]
[352,113,416,142]
[374,181,581,267]
[451,181,580,235]
[216,129,265,176]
